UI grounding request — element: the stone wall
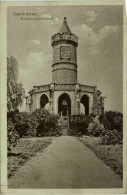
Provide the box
[53,43,77,64]
[29,91,50,113]
[27,85,104,116]
[52,43,77,84]
[52,69,77,84]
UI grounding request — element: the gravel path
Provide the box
[9,136,122,188]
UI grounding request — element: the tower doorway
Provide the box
[58,93,71,134]
[58,93,71,116]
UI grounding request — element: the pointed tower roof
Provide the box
[59,17,71,34]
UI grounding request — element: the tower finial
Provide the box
[59,17,71,34]
[64,17,66,22]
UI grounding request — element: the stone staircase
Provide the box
[61,117,69,135]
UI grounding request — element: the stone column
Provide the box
[75,84,80,115]
[93,90,104,115]
[76,99,80,115]
[49,83,54,114]
[25,96,29,112]
[89,95,93,114]
[49,99,53,114]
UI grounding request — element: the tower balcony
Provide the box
[51,33,78,47]
[30,83,96,93]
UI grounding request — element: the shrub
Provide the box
[7,109,62,151]
[69,115,89,136]
[98,111,123,145]
[14,112,33,137]
[99,111,123,132]
[7,119,19,151]
[8,110,37,138]
[31,109,62,137]
[87,115,105,137]
[100,129,123,145]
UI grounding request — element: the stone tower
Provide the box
[51,17,78,84]
[26,17,105,117]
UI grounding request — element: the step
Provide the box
[62,128,68,135]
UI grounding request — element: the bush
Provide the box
[8,110,36,138]
[7,109,62,151]
[7,110,36,151]
[98,111,123,145]
[87,115,105,137]
[8,109,62,138]
[7,119,19,151]
[14,112,34,137]
[100,129,123,145]
[69,115,89,136]
[99,111,123,132]
[32,109,62,137]
[87,114,123,145]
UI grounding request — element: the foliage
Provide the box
[99,111,123,132]
[32,109,62,137]
[7,119,19,151]
[7,56,18,83]
[8,110,36,138]
[87,115,105,137]
[14,112,36,137]
[69,115,89,136]
[7,108,123,151]
[100,129,123,145]
[7,109,62,151]
[98,111,123,145]
[7,56,25,112]
[7,56,26,151]
[87,113,123,145]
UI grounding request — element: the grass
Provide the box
[8,137,53,179]
[79,136,123,178]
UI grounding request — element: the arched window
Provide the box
[40,94,49,109]
[80,94,89,116]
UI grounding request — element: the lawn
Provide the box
[79,136,123,178]
[8,137,53,178]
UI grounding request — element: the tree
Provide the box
[7,56,25,151]
[7,56,25,112]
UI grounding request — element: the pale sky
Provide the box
[7,5,123,113]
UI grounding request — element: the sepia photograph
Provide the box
[0,1,126,193]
